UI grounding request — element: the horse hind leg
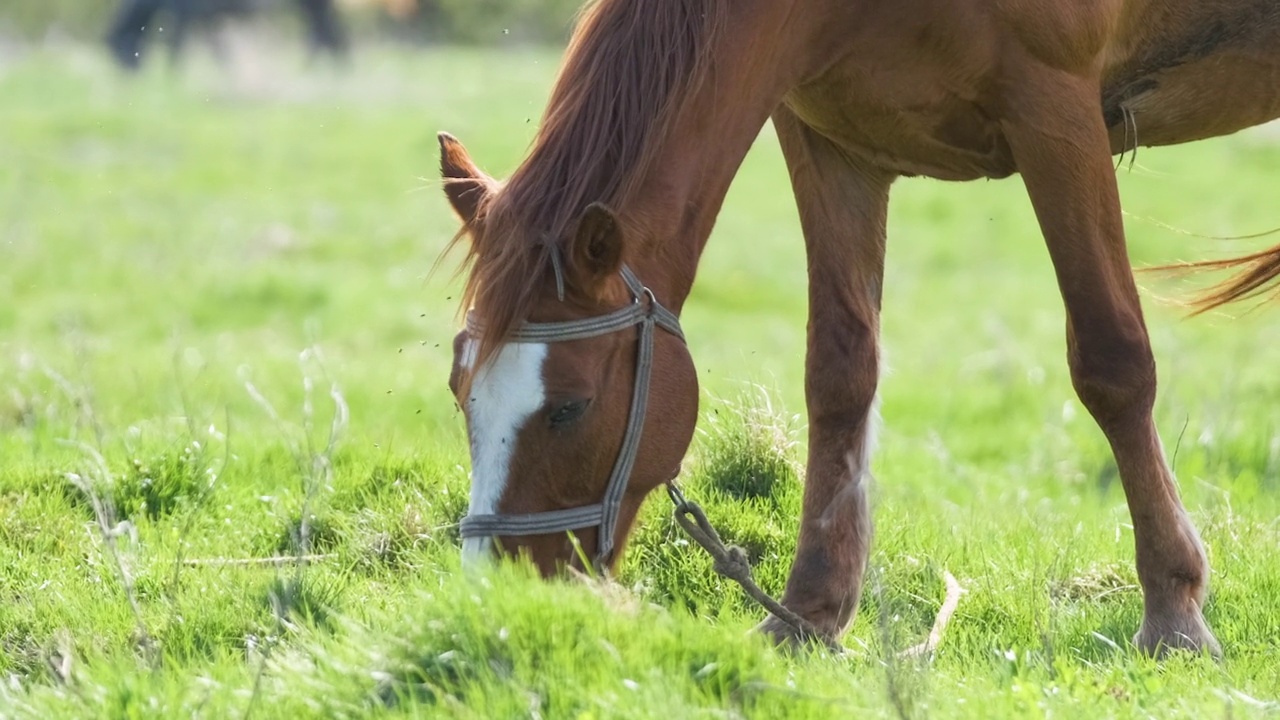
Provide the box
[1005,66,1219,656]
[760,106,892,646]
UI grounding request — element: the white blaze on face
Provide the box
[459,339,548,567]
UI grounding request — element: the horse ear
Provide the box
[438,132,493,224]
[571,202,625,294]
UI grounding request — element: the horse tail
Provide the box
[1161,240,1280,314]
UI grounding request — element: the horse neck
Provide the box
[614,7,811,313]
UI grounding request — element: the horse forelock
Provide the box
[449,0,726,370]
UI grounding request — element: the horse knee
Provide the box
[1068,327,1156,430]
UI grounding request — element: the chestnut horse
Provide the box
[440,0,1280,655]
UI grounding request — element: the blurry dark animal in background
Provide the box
[105,0,349,70]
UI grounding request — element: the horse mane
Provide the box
[447,0,726,366]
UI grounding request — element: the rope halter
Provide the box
[458,264,685,567]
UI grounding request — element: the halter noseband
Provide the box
[458,264,685,567]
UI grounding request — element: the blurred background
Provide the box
[2,0,1278,450]
[0,0,604,449]
[1,0,584,54]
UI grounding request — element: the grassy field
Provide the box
[2,41,1280,718]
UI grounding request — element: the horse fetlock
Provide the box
[1133,550,1218,657]
[1138,566,1209,621]
[755,589,859,650]
[1137,523,1210,608]
[772,574,863,641]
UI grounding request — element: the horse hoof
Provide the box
[1133,612,1222,659]
[754,613,839,652]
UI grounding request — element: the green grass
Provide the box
[2,43,1280,718]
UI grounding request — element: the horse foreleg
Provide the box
[761,106,893,645]
[1004,63,1220,656]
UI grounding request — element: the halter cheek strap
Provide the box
[458,264,684,566]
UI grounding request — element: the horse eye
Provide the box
[548,399,590,428]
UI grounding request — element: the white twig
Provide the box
[900,571,964,660]
[182,554,338,567]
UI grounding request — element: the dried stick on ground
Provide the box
[900,571,965,660]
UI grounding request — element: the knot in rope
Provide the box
[666,483,843,653]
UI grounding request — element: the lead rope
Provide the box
[665,483,844,653]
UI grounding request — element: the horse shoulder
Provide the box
[994,0,1127,72]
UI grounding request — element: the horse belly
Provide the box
[782,7,1016,182]
[784,77,1015,181]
